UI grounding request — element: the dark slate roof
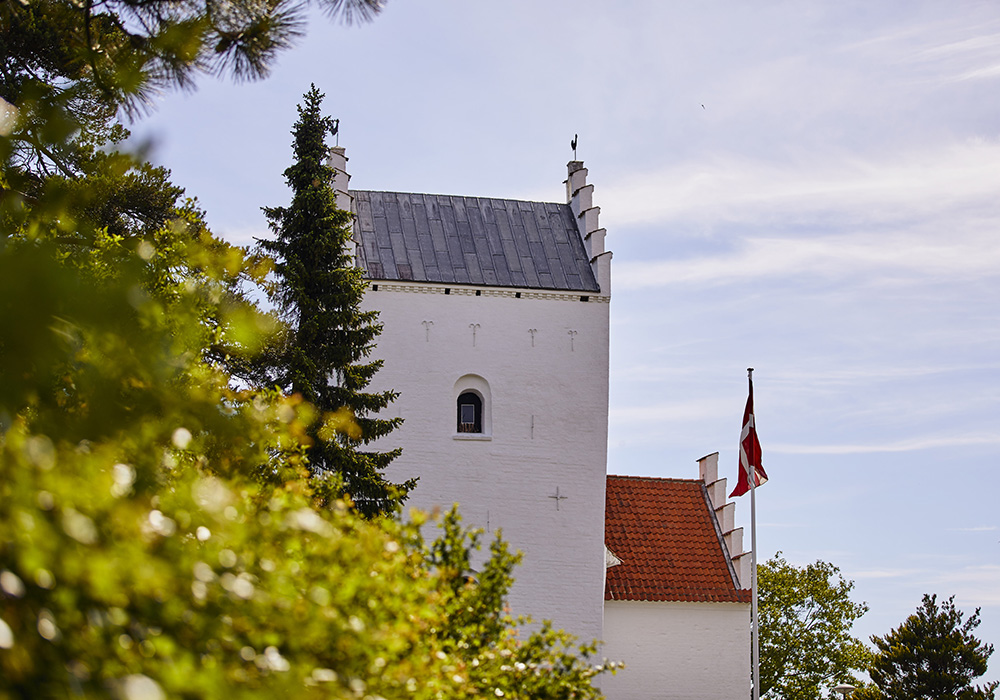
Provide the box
[350,190,600,292]
[605,476,750,604]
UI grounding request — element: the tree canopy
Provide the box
[258,85,412,517]
[758,553,869,700]
[855,594,997,700]
[1,0,383,192]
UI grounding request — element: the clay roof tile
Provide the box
[605,475,751,604]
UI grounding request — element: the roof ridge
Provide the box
[607,474,700,484]
[350,189,563,207]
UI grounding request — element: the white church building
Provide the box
[330,146,752,699]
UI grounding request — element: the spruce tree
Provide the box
[260,85,412,517]
[857,594,997,700]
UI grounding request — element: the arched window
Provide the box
[457,392,483,433]
[454,375,491,439]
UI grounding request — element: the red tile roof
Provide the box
[605,475,751,604]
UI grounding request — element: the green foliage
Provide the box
[426,510,614,700]
[1,0,384,196]
[0,409,609,698]
[758,553,870,700]
[0,0,383,113]
[258,85,412,518]
[2,422,417,698]
[854,594,997,700]
[428,509,519,651]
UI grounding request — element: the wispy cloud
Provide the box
[603,137,1000,291]
[852,568,926,580]
[616,227,1000,290]
[771,433,1000,455]
[959,63,1000,80]
[947,526,999,533]
[848,562,1000,609]
[609,397,734,426]
[219,226,269,248]
[930,566,1000,608]
[917,33,1000,59]
[908,29,1000,83]
[769,364,1000,386]
[612,363,1000,389]
[603,139,1000,229]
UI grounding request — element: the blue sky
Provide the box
[136,0,1000,682]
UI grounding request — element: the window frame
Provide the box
[453,375,492,440]
[457,391,483,434]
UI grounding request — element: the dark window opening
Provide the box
[515,292,521,298]
[457,392,483,433]
[580,295,589,302]
[372,284,379,291]
[444,288,451,295]
[475,290,481,296]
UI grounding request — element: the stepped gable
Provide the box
[605,475,751,604]
[350,190,600,293]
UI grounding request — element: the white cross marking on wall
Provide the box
[549,487,568,510]
[469,323,481,347]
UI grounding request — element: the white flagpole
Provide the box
[749,367,760,700]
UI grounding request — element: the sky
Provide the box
[134,0,1000,683]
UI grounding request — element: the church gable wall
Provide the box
[360,282,610,644]
[601,600,751,699]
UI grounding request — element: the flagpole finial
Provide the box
[747,367,754,378]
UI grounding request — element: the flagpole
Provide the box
[749,367,760,700]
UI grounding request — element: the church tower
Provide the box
[337,147,612,643]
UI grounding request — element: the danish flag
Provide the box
[730,374,767,497]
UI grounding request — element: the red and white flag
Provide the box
[730,375,767,498]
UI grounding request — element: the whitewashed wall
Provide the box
[361,283,611,644]
[601,600,750,700]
